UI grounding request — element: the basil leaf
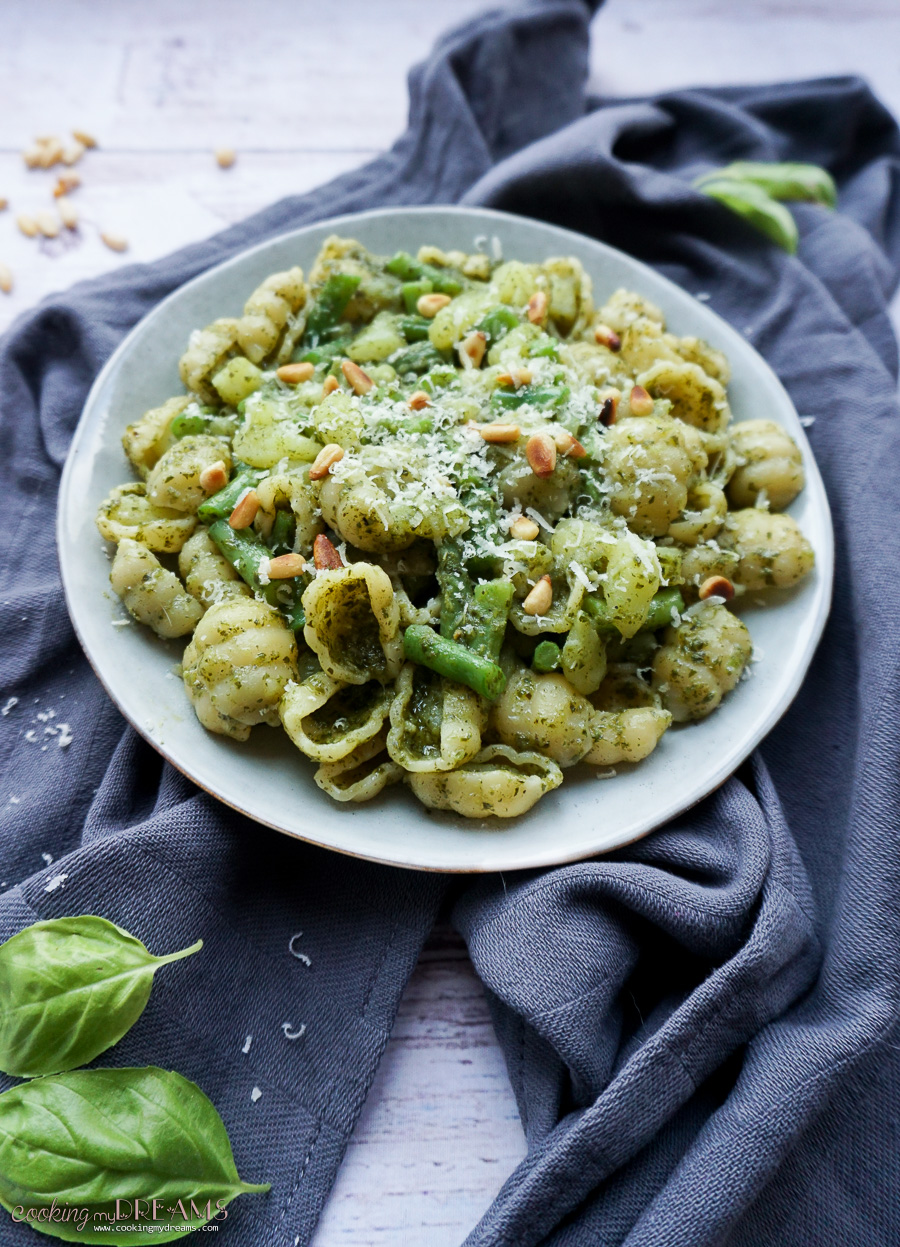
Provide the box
[695,177,799,253]
[0,1067,269,1244]
[697,160,837,209]
[0,917,203,1077]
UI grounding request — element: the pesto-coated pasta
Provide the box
[97,234,815,819]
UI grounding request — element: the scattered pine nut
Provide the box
[598,393,619,427]
[471,421,520,444]
[53,174,81,197]
[629,385,654,417]
[267,553,307,579]
[71,129,98,149]
[496,367,532,389]
[228,489,260,530]
[321,375,340,398]
[0,264,13,295]
[16,213,39,238]
[509,515,540,541]
[594,322,621,351]
[276,362,315,384]
[215,147,236,169]
[57,197,78,230]
[199,461,229,494]
[553,429,587,458]
[408,390,430,411]
[100,231,129,253]
[313,534,343,570]
[416,292,452,318]
[309,443,345,481]
[699,575,735,602]
[35,209,60,239]
[341,359,374,395]
[527,291,548,324]
[0,198,7,212]
[458,330,486,369]
[61,141,86,167]
[525,431,557,478]
[523,575,553,616]
[36,138,64,169]
[23,147,43,170]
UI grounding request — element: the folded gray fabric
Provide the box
[1,1,899,1244]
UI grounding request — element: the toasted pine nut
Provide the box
[594,322,622,351]
[416,292,452,318]
[526,431,557,478]
[598,395,618,427]
[268,553,307,579]
[0,197,7,212]
[553,429,587,458]
[16,214,38,239]
[37,138,64,168]
[72,129,98,149]
[527,291,548,324]
[509,515,540,541]
[313,534,343,570]
[35,209,60,239]
[341,359,374,395]
[61,141,86,167]
[276,362,315,384]
[57,197,78,229]
[629,385,654,416]
[309,443,345,481]
[228,489,260,530]
[100,231,129,253]
[199,461,229,494]
[458,330,486,368]
[215,146,236,169]
[699,575,735,602]
[471,421,520,444]
[53,174,80,197]
[496,367,532,388]
[321,374,340,398]
[523,575,553,616]
[408,390,430,411]
[0,263,12,295]
[23,146,42,169]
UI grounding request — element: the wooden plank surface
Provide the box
[1,3,895,1244]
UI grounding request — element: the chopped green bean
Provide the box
[197,468,265,522]
[208,520,306,630]
[385,252,463,295]
[401,279,433,314]
[585,587,685,634]
[268,510,295,555]
[303,274,361,348]
[389,341,450,374]
[403,625,506,701]
[491,384,570,412]
[475,306,520,344]
[398,315,432,342]
[532,640,562,672]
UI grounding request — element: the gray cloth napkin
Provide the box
[1,1,899,1244]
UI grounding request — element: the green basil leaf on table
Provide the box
[0,1067,269,1244]
[695,177,800,253]
[0,916,203,1077]
[696,160,837,208]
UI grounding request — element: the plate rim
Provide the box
[57,203,834,873]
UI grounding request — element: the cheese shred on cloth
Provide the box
[1,2,899,1243]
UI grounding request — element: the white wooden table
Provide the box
[2,3,894,1242]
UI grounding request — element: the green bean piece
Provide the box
[403,625,506,701]
[401,279,433,314]
[398,314,432,342]
[585,587,686,634]
[385,252,463,295]
[389,341,450,374]
[208,520,306,628]
[532,640,562,672]
[696,161,837,209]
[303,274,361,348]
[170,407,235,439]
[528,334,560,360]
[437,540,470,641]
[197,469,265,523]
[491,384,570,412]
[468,579,515,662]
[475,306,520,344]
[269,510,295,555]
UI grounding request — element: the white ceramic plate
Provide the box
[58,206,833,872]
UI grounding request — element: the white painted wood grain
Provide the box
[1,3,895,1243]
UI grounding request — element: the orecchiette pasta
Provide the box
[97,235,815,819]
